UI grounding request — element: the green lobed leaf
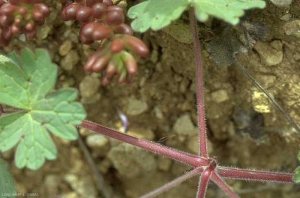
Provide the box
[192,0,266,25]
[128,0,188,32]
[293,150,300,183]
[128,0,265,32]
[0,48,86,170]
[0,158,16,197]
[0,55,29,109]
[293,167,300,183]
[20,48,57,102]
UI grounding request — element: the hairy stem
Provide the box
[80,120,209,167]
[197,163,214,198]
[217,166,294,183]
[189,7,208,157]
[211,172,240,198]
[140,167,204,198]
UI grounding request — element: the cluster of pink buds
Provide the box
[0,0,50,46]
[60,0,149,85]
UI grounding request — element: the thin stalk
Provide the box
[189,7,208,157]
[211,172,240,198]
[140,167,204,198]
[234,55,300,133]
[80,120,209,167]
[217,166,294,183]
[197,166,213,198]
[77,135,114,198]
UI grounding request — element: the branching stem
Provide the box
[76,7,296,198]
[189,7,208,157]
[211,172,240,198]
[217,166,294,183]
[140,167,204,198]
[80,120,209,167]
[197,161,215,198]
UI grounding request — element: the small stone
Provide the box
[256,74,277,88]
[173,114,197,135]
[125,98,148,116]
[36,25,51,40]
[157,156,172,171]
[86,134,109,148]
[153,106,164,119]
[60,50,79,71]
[139,76,146,87]
[69,148,84,174]
[270,40,283,51]
[293,53,300,61]
[112,0,127,7]
[59,40,72,56]
[270,0,292,7]
[252,91,271,113]
[108,143,157,178]
[280,14,292,21]
[283,20,300,37]
[44,175,60,196]
[254,41,283,66]
[98,159,111,174]
[79,128,94,136]
[179,79,189,93]
[76,176,97,197]
[186,135,213,155]
[186,135,199,154]
[150,49,159,63]
[64,174,78,190]
[127,128,155,140]
[211,89,229,103]
[80,93,101,104]
[62,192,77,198]
[180,100,193,111]
[60,77,75,88]
[64,174,97,198]
[79,76,100,98]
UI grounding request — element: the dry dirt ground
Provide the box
[1,0,300,198]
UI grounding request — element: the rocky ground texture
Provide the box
[1,0,300,198]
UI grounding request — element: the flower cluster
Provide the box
[61,0,149,85]
[0,0,50,46]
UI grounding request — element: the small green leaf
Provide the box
[0,48,86,170]
[0,55,29,109]
[293,150,300,183]
[128,0,265,32]
[0,158,16,197]
[192,0,266,25]
[128,0,188,32]
[293,167,300,183]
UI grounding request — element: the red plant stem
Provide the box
[217,166,294,183]
[80,120,209,167]
[188,8,208,157]
[197,165,214,198]
[211,172,240,198]
[140,167,204,198]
